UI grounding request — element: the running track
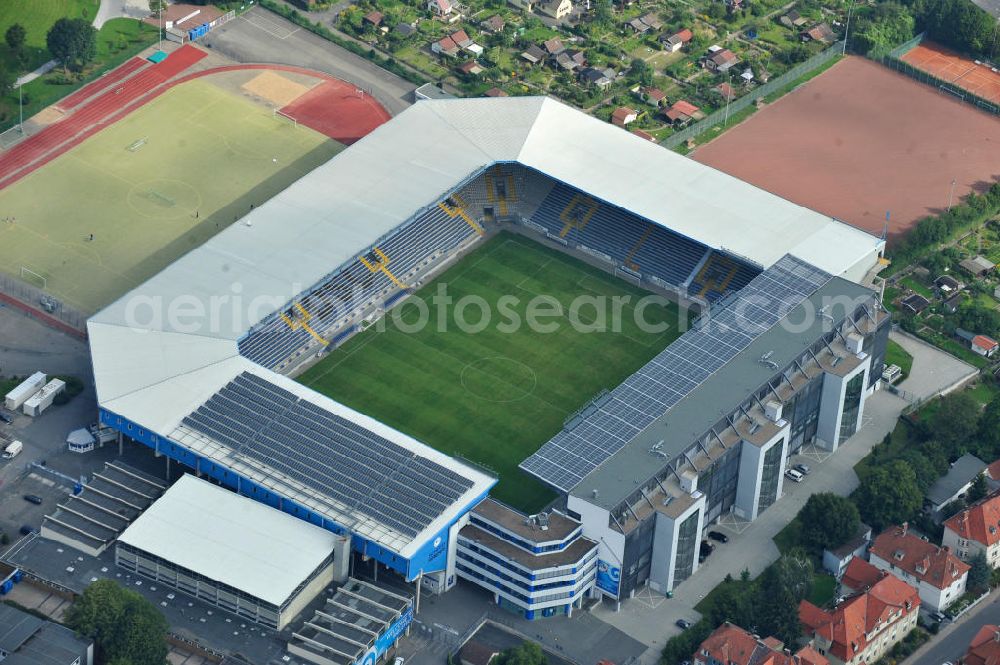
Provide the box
[0,52,391,191]
[55,57,149,111]
[0,45,207,189]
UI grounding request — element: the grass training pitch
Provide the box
[0,76,342,313]
[299,233,688,512]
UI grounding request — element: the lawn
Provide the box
[885,339,913,379]
[0,77,342,313]
[298,233,687,512]
[0,0,98,71]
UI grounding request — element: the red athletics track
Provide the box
[55,57,149,111]
[0,44,207,189]
[0,55,391,191]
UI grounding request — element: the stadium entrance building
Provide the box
[87,97,886,612]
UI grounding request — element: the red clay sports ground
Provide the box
[901,41,1000,106]
[692,56,1000,242]
[0,44,391,190]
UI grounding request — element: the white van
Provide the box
[784,468,804,483]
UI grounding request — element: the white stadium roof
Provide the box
[89,97,882,558]
[117,474,337,607]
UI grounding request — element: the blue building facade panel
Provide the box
[100,408,492,581]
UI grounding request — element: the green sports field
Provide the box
[0,77,342,313]
[299,233,688,512]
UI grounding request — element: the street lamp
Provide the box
[842,0,856,55]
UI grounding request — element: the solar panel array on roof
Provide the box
[519,254,831,493]
[182,372,474,537]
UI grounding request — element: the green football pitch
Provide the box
[0,77,342,313]
[299,233,688,513]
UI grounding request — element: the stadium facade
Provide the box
[88,97,887,620]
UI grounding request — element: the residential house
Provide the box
[428,0,454,17]
[637,86,667,106]
[943,292,966,313]
[580,66,615,89]
[628,17,650,33]
[458,60,485,75]
[963,624,1000,665]
[715,81,736,101]
[611,107,638,127]
[943,491,1000,567]
[539,0,573,19]
[802,22,836,43]
[986,458,1000,490]
[822,522,872,578]
[661,28,693,52]
[935,274,963,294]
[639,12,662,31]
[973,335,999,358]
[663,99,702,125]
[395,22,417,37]
[484,87,509,97]
[481,14,505,33]
[555,51,585,70]
[838,557,883,597]
[926,453,988,516]
[868,523,970,613]
[781,9,809,28]
[450,29,473,49]
[705,46,739,73]
[521,44,546,64]
[955,327,977,346]
[799,573,920,665]
[692,622,830,665]
[543,37,565,56]
[432,35,461,57]
[960,255,996,278]
[0,604,94,665]
[363,10,383,26]
[900,293,930,314]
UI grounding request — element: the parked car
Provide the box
[0,410,11,423]
[708,530,729,543]
[675,619,692,630]
[793,463,811,475]
[700,541,714,556]
[23,494,42,505]
[19,525,34,536]
[785,468,804,483]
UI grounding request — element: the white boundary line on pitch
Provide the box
[240,13,299,40]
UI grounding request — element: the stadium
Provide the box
[88,96,890,624]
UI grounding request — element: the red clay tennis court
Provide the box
[901,41,1000,105]
[692,57,1000,243]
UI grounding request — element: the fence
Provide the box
[872,33,1000,117]
[0,272,87,338]
[662,41,845,149]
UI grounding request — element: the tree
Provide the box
[850,2,915,55]
[5,23,26,54]
[149,0,168,12]
[978,395,1000,460]
[65,579,168,665]
[968,550,990,593]
[927,392,979,454]
[494,641,547,665]
[797,493,861,553]
[593,0,613,27]
[968,473,989,504]
[46,18,97,73]
[629,57,654,86]
[753,553,813,645]
[853,460,923,531]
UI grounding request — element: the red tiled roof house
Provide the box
[868,523,969,612]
